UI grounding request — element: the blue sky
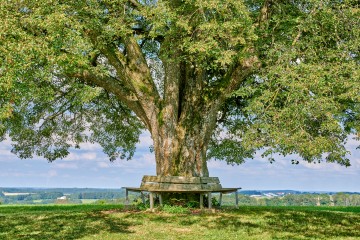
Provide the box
[1,132,359,192]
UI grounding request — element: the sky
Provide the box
[1,132,359,192]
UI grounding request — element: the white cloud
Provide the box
[78,142,103,151]
[142,153,155,165]
[346,136,360,148]
[0,150,16,161]
[47,170,58,177]
[0,137,13,148]
[64,152,98,161]
[348,154,360,168]
[137,131,153,148]
[97,162,110,168]
[208,160,234,170]
[53,162,78,169]
[300,161,340,170]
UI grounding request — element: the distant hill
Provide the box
[0,187,123,194]
[1,187,359,195]
[239,190,302,196]
[1,187,360,206]
[239,190,360,196]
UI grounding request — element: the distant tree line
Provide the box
[69,192,124,200]
[1,190,360,206]
[0,191,125,204]
[228,193,360,206]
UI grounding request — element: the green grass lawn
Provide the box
[0,205,359,240]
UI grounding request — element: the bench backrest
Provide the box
[140,175,222,192]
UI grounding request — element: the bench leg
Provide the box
[235,191,239,208]
[200,194,204,209]
[208,192,212,209]
[159,193,163,206]
[149,192,154,211]
[219,193,223,207]
[125,189,129,205]
[141,192,145,205]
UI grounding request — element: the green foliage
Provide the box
[94,199,108,205]
[221,193,360,207]
[161,204,190,214]
[185,200,200,208]
[0,0,359,166]
[208,0,360,166]
[211,197,220,207]
[132,197,150,211]
[70,191,124,200]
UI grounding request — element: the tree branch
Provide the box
[128,0,141,9]
[257,0,273,29]
[69,70,152,129]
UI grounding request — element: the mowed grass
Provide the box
[0,205,359,240]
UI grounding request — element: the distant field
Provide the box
[0,205,359,240]
[80,199,98,204]
[1,192,32,196]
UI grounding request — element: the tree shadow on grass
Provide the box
[199,208,360,239]
[264,209,360,239]
[122,207,360,239]
[0,210,138,240]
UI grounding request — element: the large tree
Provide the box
[0,0,359,177]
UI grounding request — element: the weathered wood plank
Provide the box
[141,182,222,191]
[142,175,200,183]
[213,188,241,194]
[200,177,220,184]
[141,175,220,184]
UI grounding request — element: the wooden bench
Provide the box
[123,175,241,210]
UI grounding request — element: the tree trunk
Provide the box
[153,123,210,177]
[143,54,222,177]
[101,40,253,178]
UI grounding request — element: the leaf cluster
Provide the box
[209,0,360,166]
[0,0,359,166]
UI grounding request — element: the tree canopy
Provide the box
[0,0,359,176]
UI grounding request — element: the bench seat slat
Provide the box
[141,182,222,191]
[142,175,220,184]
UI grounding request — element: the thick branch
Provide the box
[70,71,152,129]
[124,37,160,101]
[122,37,161,132]
[163,59,180,123]
[84,29,160,131]
[226,56,260,94]
[257,0,273,29]
[128,0,141,9]
[200,55,260,141]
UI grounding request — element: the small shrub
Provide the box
[211,197,220,207]
[161,204,190,214]
[95,199,107,205]
[186,200,199,208]
[168,198,187,206]
[132,197,149,210]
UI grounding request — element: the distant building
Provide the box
[2,192,31,196]
[264,193,278,198]
[250,195,263,198]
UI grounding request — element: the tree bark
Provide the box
[152,119,212,177]
[83,35,256,177]
[149,60,221,177]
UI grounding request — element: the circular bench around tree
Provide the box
[124,175,241,210]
